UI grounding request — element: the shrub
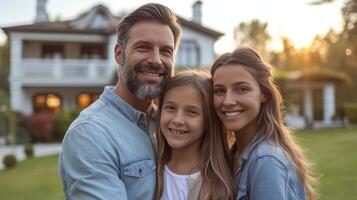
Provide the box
[24,143,34,158]
[54,108,81,141]
[26,112,55,142]
[3,154,17,169]
[344,103,357,124]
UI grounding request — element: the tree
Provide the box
[0,40,9,94]
[342,0,357,57]
[233,19,271,59]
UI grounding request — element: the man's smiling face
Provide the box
[116,21,175,100]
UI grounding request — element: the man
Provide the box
[58,3,181,199]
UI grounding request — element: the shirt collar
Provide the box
[240,132,264,161]
[100,86,147,124]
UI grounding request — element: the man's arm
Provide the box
[59,124,127,200]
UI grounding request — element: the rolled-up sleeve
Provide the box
[249,156,288,200]
[59,124,127,200]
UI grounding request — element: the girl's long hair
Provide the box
[211,48,318,200]
[155,70,235,200]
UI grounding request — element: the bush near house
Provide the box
[24,143,34,158]
[344,103,357,124]
[3,154,17,169]
[26,112,55,142]
[54,108,81,141]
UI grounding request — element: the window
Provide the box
[176,40,200,67]
[81,44,106,59]
[41,44,64,58]
[77,93,99,109]
[33,94,62,113]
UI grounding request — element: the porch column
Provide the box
[9,35,25,113]
[323,83,335,123]
[303,87,314,123]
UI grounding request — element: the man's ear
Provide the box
[114,43,122,64]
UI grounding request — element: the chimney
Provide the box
[35,0,49,23]
[192,1,202,24]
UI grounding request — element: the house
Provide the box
[2,0,223,115]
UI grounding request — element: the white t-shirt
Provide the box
[160,165,201,200]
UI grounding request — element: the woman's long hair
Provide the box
[155,70,235,200]
[211,48,318,200]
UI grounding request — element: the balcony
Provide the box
[12,58,116,86]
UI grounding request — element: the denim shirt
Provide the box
[58,86,156,200]
[235,133,306,200]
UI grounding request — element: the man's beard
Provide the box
[120,62,170,100]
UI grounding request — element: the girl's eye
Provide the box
[163,105,175,112]
[188,110,198,116]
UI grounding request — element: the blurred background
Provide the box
[0,0,356,199]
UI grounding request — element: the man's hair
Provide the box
[117,3,181,50]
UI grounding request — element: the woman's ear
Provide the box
[261,93,267,104]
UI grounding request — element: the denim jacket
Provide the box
[59,86,156,200]
[235,133,306,200]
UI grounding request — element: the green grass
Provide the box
[296,126,357,200]
[0,126,356,199]
[0,154,64,200]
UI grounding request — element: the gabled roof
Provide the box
[2,4,223,39]
[2,5,118,35]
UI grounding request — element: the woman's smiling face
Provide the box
[213,64,265,134]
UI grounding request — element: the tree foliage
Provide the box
[233,19,271,58]
[0,40,9,94]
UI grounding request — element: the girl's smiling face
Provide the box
[160,85,205,151]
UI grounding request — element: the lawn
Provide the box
[296,126,357,200]
[0,126,356,199]
[0,154,64,200]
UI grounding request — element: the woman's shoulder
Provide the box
[249,140,291,169]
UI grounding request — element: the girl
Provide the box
[155,70,235,200]
[211,48,318,200]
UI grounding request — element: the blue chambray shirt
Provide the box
[235,133,306,200]
[58,86,156,200]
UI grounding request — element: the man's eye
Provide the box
[161,49,173,56]
[138,45,149,50]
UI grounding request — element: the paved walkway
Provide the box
[0,143,62,170]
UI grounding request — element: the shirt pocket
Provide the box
[123,158,155,178]
[236,186,249,200]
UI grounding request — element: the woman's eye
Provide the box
[238,87,249,93]
[214,88,225,95]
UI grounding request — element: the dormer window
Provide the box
[177,40,200,67]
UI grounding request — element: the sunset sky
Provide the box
[0,0,346,54]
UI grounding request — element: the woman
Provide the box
[211,48,318,200]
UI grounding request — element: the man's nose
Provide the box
[147,49,163,66]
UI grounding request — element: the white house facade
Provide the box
[2,1,222,115]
